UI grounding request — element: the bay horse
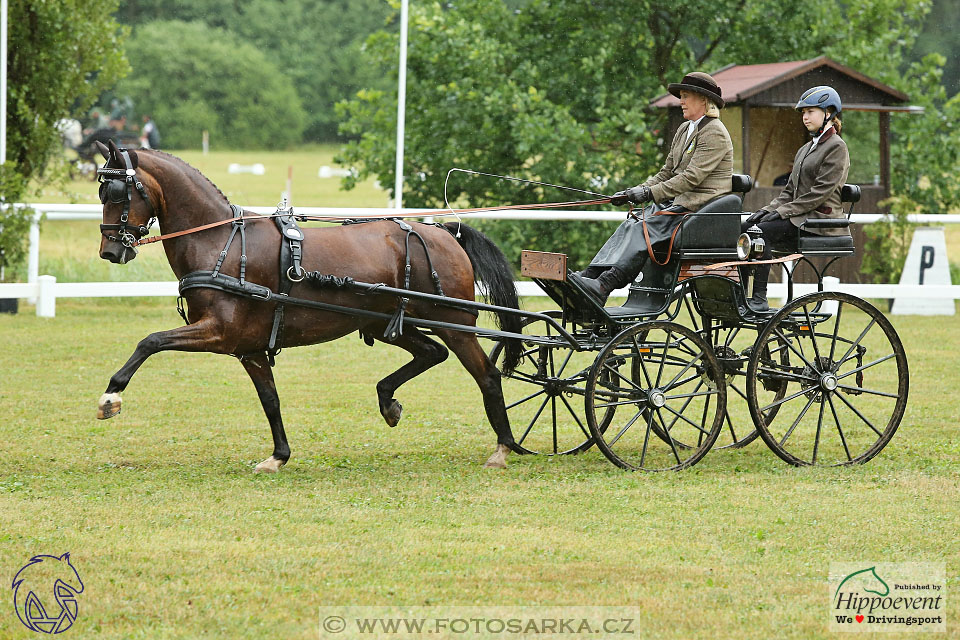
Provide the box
[94,140,524,471]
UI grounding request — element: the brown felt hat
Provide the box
[668,72,725,108]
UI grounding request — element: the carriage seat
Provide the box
[788,184,860,256]
[672,174,753,257]
[695,174,753,214]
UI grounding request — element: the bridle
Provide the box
[97,149,158,248]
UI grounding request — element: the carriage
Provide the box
[94,141,908,472]
[490,175,909,471]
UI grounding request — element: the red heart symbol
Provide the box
[856,615,864,623]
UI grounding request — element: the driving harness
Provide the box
[177,204,447,365]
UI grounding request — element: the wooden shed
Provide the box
[651,56,921,281]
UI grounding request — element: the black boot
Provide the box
[746,264,772,313]
[578,266,605,279]
[570,267,630,306]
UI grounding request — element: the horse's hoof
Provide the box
[97,393,122,420]
[483,444,510,469]
[382,399,403,428]
[254,456,286,473]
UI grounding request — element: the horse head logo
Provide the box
[835,566,890,599]
[12,553,84,634]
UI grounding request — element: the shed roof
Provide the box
[651,56,910,109]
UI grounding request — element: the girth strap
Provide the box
[268,204,307,364]
[384,219,445,341]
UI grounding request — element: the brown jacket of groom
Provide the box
[765,128,850,236]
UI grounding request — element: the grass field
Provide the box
[0,294,957,639]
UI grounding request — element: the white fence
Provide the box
[2,204,959,317]
[7,275,960,319]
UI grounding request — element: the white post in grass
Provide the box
[394,0,409,211]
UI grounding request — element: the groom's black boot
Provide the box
[746,263,772,313]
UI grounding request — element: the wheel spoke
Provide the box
[772,326,819,372]
[553,348,574,378]
[833,390,884,437]
[757,366,816,383]
[778,392,819,446]
[729,381,749,402]
[655,408,684,465]
[608,410,644,447]
[664,381,703,433]
[550,397,558,453]
[517,394,551,445]
[662,348,703,391]
[828,301,844,363]
[836,353,896,380]
[660,400,715,436]
[603,361,644,393]
[683,295,700,332]
[836,316,878,368]
[666,389,718,401]
[723,407,739,442]
[669,372,702,390]
[506,388,546,411]
[655,328,674,388]
[835,384,900,399]
[639,410,653,467]
[633,334,655,388]
[760,383,821,413]
[811,396,826,463]
[593,397,646,409]
[559,394,592,440]
[698,391,712,447]
[827,393,852,462]
[803,304,824,363]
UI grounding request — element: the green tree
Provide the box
[336,0,948,267]
[118,20,307,149]
[115,0,393,142]
[1,0,128,279]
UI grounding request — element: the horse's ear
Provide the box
[128,150,139,168]
[95,141,110,161]
[107,139,120,160]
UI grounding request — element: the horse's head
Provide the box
[96,139,159,264]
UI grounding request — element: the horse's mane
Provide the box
[138,149,232,206]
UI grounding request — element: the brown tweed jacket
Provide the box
[640,116,733,211]
[765,128,850,236]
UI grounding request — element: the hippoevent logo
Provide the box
[12,553,84,634]
[829,563,945,633]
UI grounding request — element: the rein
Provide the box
[135,197,614,247]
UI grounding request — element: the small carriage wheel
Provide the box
[746,292,909,466]
[665,292,780,450]
[489,311,613,455]
[585,321,726,471]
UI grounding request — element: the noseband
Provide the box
[97,149,157,248]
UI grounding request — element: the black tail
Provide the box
[445,222,523,375]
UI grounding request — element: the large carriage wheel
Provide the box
[746,292,908,466]
[489,312,613,455]
[585,321,726,471]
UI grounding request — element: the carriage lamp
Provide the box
[736,225,766,260]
